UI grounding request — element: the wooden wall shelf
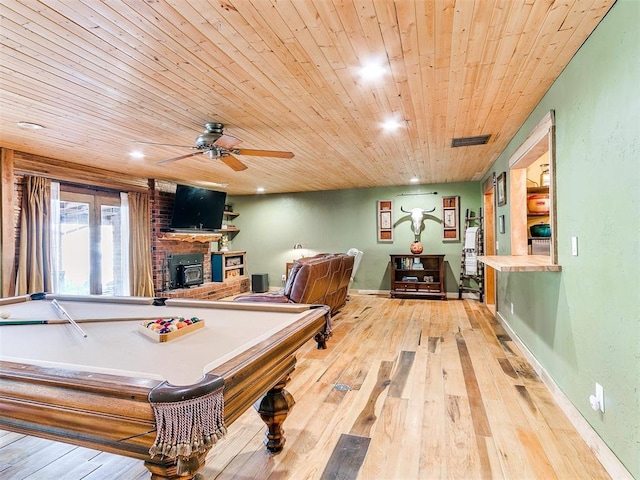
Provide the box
[159,232,222,243]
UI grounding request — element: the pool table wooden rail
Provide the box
[0,300,329,479]
[0,361,158,458]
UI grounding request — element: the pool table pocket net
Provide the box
[148,373,226,474]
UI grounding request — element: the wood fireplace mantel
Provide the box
[158,232,222,243]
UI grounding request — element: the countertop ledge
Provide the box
[477,255,562,272]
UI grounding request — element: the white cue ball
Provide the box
[0,310,10,319]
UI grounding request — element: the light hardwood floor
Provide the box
[0,295,611,480]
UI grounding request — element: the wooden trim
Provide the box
[507,110,558,265]
[482,172,495,194]
[548,121,558,263]
[509,111,554,169]
[1,148,16,297]
[509,169,528,256]
[483,187,496,306]
[13,151,149,193]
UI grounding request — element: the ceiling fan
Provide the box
[140,122,294,171]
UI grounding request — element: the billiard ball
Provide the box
[0,310,10,319]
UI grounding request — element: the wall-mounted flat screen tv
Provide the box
[169,185,227,231]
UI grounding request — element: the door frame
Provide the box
[482,174,497,310]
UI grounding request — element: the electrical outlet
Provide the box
[510,302,514,314]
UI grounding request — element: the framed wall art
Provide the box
[377,200,393,241]
[441,196,460,241]
[497,172,507,206]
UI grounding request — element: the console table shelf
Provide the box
[390,254,446,300]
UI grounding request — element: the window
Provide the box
[51,184,130,295]
[508,111,557,264]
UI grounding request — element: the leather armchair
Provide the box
[234,253,354,315]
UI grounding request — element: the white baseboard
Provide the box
[354,290,478,300]
[496,311,633,480]
[354,289,387,295]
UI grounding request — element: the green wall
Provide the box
[482,1,639,476]
[225,1,638,475]
[227,182,480,294]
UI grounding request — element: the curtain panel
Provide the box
[128,191,155,297]
[16,176,52,295]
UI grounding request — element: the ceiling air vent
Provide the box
[451,134,491,147]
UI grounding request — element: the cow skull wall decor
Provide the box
[401,206,436,254]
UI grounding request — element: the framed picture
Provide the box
[497,172,507,206]
[377,200,393,241]
[444,209,457,228]
[380,210,391,229]
[498,215,505,234]
[441,195,460,241]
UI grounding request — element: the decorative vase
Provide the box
[410,241,423,254]
[219,234,229,252]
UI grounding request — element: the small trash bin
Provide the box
[251,273,268,293]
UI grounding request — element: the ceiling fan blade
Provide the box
[234,148,294,158]
[134,141,194,148]
[156,150,206,165]
[214,134,242,149]
[221,154,248,171]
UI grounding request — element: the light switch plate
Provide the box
[571,236,578,256]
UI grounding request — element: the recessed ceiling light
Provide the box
[359,61,386,81]
[129,150,145,159]
[17,121,44,130]
[256,187,265,193]
[382,118,402,132]
[410,177,419,183]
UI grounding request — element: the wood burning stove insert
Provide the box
[168,253,204,289]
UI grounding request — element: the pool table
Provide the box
[0,294,330,479]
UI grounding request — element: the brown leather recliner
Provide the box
[234,253,354,315]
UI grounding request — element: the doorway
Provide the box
[482,175,496,313]
[52,187,126,295]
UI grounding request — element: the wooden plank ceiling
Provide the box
[0,0,614,195]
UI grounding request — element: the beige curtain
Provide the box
[16,176,52,295]
[128,191,155,297]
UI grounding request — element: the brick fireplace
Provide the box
[149,180,249,298]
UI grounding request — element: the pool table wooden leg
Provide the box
[143,451,208,480]
[255,375,296,452]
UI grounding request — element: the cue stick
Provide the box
[0,316,184,326]
[51,299,88,338]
